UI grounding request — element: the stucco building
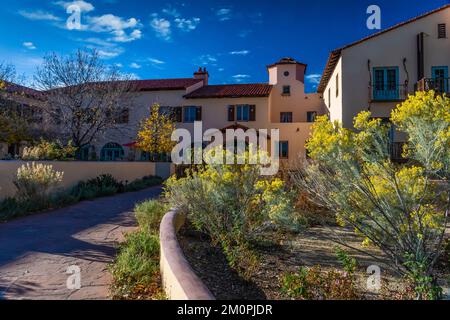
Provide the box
[1,58,326,165]
[2,4,448,165]
[318,4,449,159]
[96,57,325,165]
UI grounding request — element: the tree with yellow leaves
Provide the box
[292,91,449,300]
[0,62,34,146]
[136,104,176,159]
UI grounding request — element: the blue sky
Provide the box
[0,0,448,92]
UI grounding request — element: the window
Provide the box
[80,145,93,161]
[328,88,331,108]
[307,111,317,123]
[282,85,291,95]
[116,109,129,124]
[106,109,129,124]
[235,105,256,122]
[160,106,182,122]
[280,112,293,123]
[373,67,399,100]
[100,143,124,161]
[438,23,447,39]
[228,105,235,121]
[279,141,289,159]
[284,71,290,77]
[237,105,249,121]
[432,66,449,94]
[336,74,339,97]
[184,106,201,123]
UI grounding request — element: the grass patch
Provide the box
[135,199,168,232]
[0,175,163,222]
[110,199,167,300]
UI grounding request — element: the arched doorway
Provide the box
[100,142,124,161]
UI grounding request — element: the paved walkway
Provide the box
[0,186,162,300]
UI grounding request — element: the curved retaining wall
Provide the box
[159,209,215,300]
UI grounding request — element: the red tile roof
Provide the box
[184,84,273,99]
[131,78,203,91]
[267,57,307,69]
[317,4,450,93]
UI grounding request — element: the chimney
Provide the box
[194,67,209,85]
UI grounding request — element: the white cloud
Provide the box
[23,42,37,50]
[88,14,138,32]
[130,62,141,69]
[19,10,61,21]
[218,68,225,72]
[115,63,123,68]
[86,14,142,42]
[216,8,231,21]
[232,74,251,83]
[174,17,200,32]
[151,17,171,41]
[112,29,142,42]
[148,58,165,65]
[55,1,95,13]
[198,54,218,66]
[305,74,322,85]
[233,74,250,79]
[162,7,180,18]
[80,37,115,47]
[97,47,124,59]
[230,50,250,56]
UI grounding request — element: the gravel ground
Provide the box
[179,222,449,300]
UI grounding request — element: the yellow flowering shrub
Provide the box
[294,91,449,299]
[391,90,449,170]
[165,147,293,276]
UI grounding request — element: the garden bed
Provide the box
[0,174,162,222]
[178,221,449,300]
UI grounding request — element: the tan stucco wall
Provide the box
[323,56,344,124]
[325,7,450,129]
[92,89,190,159]
[160,209,215,300]
[0,161,156,200]
[269,63,325,123]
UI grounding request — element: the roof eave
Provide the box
[184,94,271,99]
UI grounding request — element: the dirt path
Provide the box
[0,186,162,300]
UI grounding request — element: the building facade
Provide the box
[2,4,448,165]
[1,58,326,165]
[318,4,450,159]
[89,57,326,165]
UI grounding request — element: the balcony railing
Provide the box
[369,84,408,102]
[416,78,450,94]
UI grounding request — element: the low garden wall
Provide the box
[160,209,215,300]
[0,161,174,200]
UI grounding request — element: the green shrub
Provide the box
[110,199,167,299]
[70,174,124,200]
[335,246,358,274]
[13,162,64,201]
[164,149,293,277]
[22,139,76,161]
[110,231,161,298]
[281,266,360,300]
[135,200,167,233]
[1,174,163,222]
[125,176,163,192]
